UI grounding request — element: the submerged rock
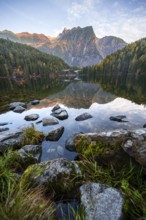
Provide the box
[13,105,26,113]
[0,128,9,132]
[42,117,59,126]
[57,145,64,156]
[52,104,61,112]
[75,113,93,121]
[36,120,42,124]
[18,145,42,163]
[110,115,128,122]
[0,122,9,126]
[21,158,81,196]
[65,134,79,152]
[80,183,123,220]
[9,102,27,110]
[31,100,40,105]
[24,114,39,121]
[0,131,23,153]
[51,108,68,120]
[46,126,64,141]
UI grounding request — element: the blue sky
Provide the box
[0,0,146,42]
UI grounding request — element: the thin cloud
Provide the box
[67,0,96,21]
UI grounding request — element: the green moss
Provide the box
[22,127,45,145]
[20,160,81,199]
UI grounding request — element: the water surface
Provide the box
[0,80,146,161]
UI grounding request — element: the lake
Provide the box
[0,76,146,161]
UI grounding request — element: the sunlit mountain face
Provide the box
[0,26,127,66]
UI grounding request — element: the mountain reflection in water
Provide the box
[0,80,146,161]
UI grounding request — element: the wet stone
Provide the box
[46,126,64,141]
[24,114,39,121]
[75,113,93,121]
[31,100,40,105]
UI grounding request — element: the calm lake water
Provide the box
[0,77,146,161]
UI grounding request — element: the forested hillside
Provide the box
[82,38,146,103]
[0,39,69,85]
[83,38,146,84]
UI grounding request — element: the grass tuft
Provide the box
[22,127,45,145]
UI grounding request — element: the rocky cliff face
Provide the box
[0,27,127,66]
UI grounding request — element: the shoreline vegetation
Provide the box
[0,125,146,219]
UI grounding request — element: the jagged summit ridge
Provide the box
[0,26,127,66]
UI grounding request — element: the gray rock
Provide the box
[0,122,9,126]
[18,145,42,162]
[9,102,27,110]
[51,108,68,120]
[0,131,23,153]
[46,126,64,141]
[0,128,9,132]
[21,158,81,195]
[80,183,123,220]
[122,138,146,166]
[13,105,26,113]
[36,120,42,124]
[42,117,59,126]
[24,114,39,121]
[52,104,61,112]
[110,115,128,122]
[75,113,93,121]
[143,124,146,128]
[31,100,40,105]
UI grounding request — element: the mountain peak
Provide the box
[63,27,70,33]
[58,25,96,41]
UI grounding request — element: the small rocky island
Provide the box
[0,102,146,219]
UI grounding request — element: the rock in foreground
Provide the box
[0,131,23,153]
[21,158,81,196]
[80,183,123,220]
[18,145,42,163]
[46,126,64,141]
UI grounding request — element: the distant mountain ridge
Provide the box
[0,26,127,66]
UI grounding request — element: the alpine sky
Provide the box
[0,0,146,42]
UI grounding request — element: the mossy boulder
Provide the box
[75,129,146,167]
[20,158,81,198]
[74,130,128,167]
